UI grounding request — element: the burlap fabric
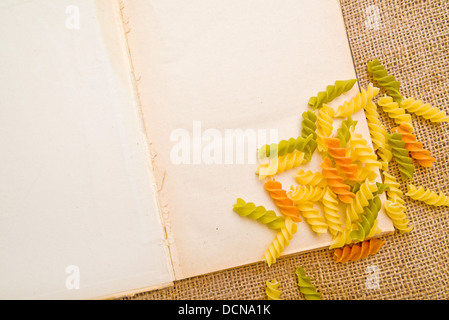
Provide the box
[122,0,449,300]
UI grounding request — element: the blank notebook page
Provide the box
[122,0,394,280]
[0,0,173,299]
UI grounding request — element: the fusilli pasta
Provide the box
[320,157,356,204]
[266,280,283,300]
[233,198,286,230]
[333,238,385,263]
[334,83,379,118]
[265,179,302,222]
[406,184,449,207]
[295,267,322,300]
[392,123,436,167]
[387,133,415,181]
[400,97,449,123]
[367,59,403,103]
[308,79,357,110]
[263,217,297,266]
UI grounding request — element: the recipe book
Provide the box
[0,0,394,299]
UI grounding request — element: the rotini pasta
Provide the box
[294,169,327,188]
[266,280,283,300]
[295,201,328,234]
[336,116,358,147]
[264,179,302,222]
[300,110,318,161]
[392,123,436,167]
[308,79,357,110]
[256,150,306,179]
[263,217,297,267]
[346,179,378,223]
[334,83,380,118]
[295,267,322,300]
[349,132,382,181]
[363,100,392,170]
[382,171,412,233]
[329,208,353,249]
[232,198,286,231]
[316,104,335,152]
[333,238,385,263]
[367,59,403,103]
[383,199,413,234]
[406,184,449,207]
[258,134,313,159]
[287,185,326,203]
[320,157,356,204]
[387,133,415,181]
[321,187,343,236]
[350,196,382,243]
[324,137,359,181]
[382,171,405,205]
[377,96,413,129]
[400,97,449,123]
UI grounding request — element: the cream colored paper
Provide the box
[0,0,173,299]
[121,0,394,280]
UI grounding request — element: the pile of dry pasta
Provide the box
[232,59,449,300]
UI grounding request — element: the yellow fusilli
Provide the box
[263,217,298,266]
[334,83,379,118]
[406,184,449,207]
[401,97,449,123]
[316,104,335,153]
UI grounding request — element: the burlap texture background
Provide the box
[121,0,449,300]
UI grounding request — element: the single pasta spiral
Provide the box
[266,280,283,300]
[324,137,359,181]
[300,111,318,160]
[336,116,358,147]
[263,217,297,266]
[295,201,328,234]
[321,187,343,236]
[258,134,313,159]
[400,97,449,123]
[264,179,302,222]
[350,196,382,243]
[295,267,322,300]
[346,179,378,223]
[308,79,357,110]
[392,123,436,167]
[387,133,415,181]
[320,157,356,204]
[383,199,413,233]
[364,101,387,151]
[287,185,326,203]
[334,83,380,118]
[257,150,305,179]
[316,104,335,152]
[333,238,385,263]
[367,59,403,103]
[377,96,413,128]
[381,171,413,232]
[406,184,449,207]
[294,169,326,187]
[329,208,353,249]
[232,198,286,231]
[363,100,392,170]
[349,132,382,181]
[382,171,405,205]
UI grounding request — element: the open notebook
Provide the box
[0,0,394,299]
